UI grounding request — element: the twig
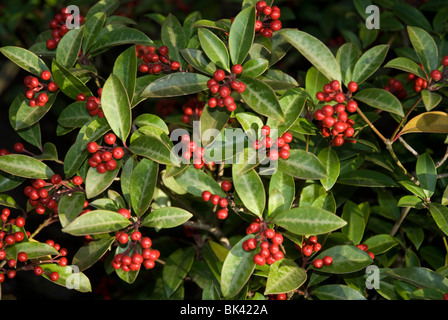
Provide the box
[28,215,58,240]
[356,107,387,143]
[398,137,419,158]
[390,206,411,237]
[390,97,422,142]
[436,146,448,169]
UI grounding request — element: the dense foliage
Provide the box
[1,0,448,301]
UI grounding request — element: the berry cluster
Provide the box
[24,174,84,215]
[207,67,246,112]
[86,133,125,174]
[251,125,292,161]
[201,180,233,220]
[181,96,205,124]
[0,208,67,283]
[24,71,58,107]
[314,80,358,146]
[242,218,285,266]
[179,134,215,170]
[254,1,282,38]
[136,45,180,74]
[46,7,85,50]
[112,231,160,272]
[76,88,104,118]
[296,236,333,268]
[356,243,375,260]
[384,78,407,99]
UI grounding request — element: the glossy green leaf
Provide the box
[428,203,448,236]
[5,241,59,260]
[416,153,437,198]
[318,147,340,191]
[133,113,169,135]
[278,149,327,180]
[264,259,307,295]
[221,235,257,298]
[338,169,398,187]
[352,44,389,85]
[142,207,193,229]
[85,161,122,199]
[312,284,366,300]
[0,46,50,77]
[89,27,152,56]
[113,45,137,103]
[272,206,346,235]
[259,69,299,91]
[173,165,226,198]
[85,0,119,20]
[180,48,216,75]
[341,201,366,245]
[161,14,187,66]
[240,76,284,121]
[163,247,196,298]
[56,26,84,68]
[363,234,399,255]
[407,25,438,75]
[198,28,230,71]
[0,172,25,193]
[130,158,158,216]
[72,236,115,271]
[9,94,42,148]
[268,169,295,213]
[63,140,88,178]
[336,43,361,86]
[128,133,179,166]
[12,91,58,130]
[311,245,373,274]
[354,88,404,117]
[141,72,210,98]
[385,267,448,293]
[62,210,131,236]
[229,5,256,65]
[232,165,265,217]
[58,192,86,228]
[82,12,107,54]
[241,58,269,78]
[52,59,93,100]
[101,73,132,143]
[0,154,54,179]
[396,111,448,139]
[57,101,91,128]
[384,57,427,79]
[200,105,230,147]
[280,29,341,83]
[421,90,442,111]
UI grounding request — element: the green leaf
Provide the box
[416,153,437,198]
[407,26,438,75]
[8,95,41,150]
[228,5,256,65]
[393,3,432,32]
[341,201,366,245]
[85,0,119,20]
[57,101,91,128]
[232,165,265,217]
[163,247,196,298]
[312,284,366,300]
[240,76,284,122]
[130,158,158,216]
[174,166,226,197]
[142,207,193,229]
[72,236,115,271]
[396,111,448,138]
[200,105,230,147]
[305,66,330,104]
[385,267,448,293]
[180,48,217,75]
[161,14,187,66]
[5,241,59,260]
[82,12,107,54]
[56,26,84,68]
[63,140,88,178]
[85,161,122,199]
[141,72,210,98]
[280,29,341,83]
[421,90,442,111]
[198,28,230,71]
[89,27,152,56]
[133,113,169,135]
[278,149,327,180]
[259,69,299,91]
[384,57,427,79]
[0,194,21,210]
[268,169,295,213]
[318,147,340,191]
[101,73,132,142]
[128,134,179,166]
[272,206,347,235]
[11,91,58,130]
[221,235,257,298]
[351,45,389,85]
[264,259,307,295]
[338,169,398,187]
[0,46,50,76]
[52,59,93,100]
[311,245,373,274]
[336,43,361,86]
[58,192,86,228]
[354,88,404,117]
[428,203,448,236]
[113,45,137,104]
[0,172,25,193]
[241,58,269,78]
[62,210,131,236]
[39,263,91,292]
[363,234,399,255]
[0,154,54,179]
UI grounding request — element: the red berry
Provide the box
[112,147,124,160]
[37,93,48,104]
[279,148,290,160]
[15,217,25,228]
[105,158,116,171]
[48,82,58,92]
[430,70,442,82]
[232,64,243,74]
[334,92,345,103]
[13,142,24,153]
[208,97,217,108]
[253,253,266,266]
[269,20,282,32]
[265,228,275,239]
[50,271,60,281]
[261,125,271,136]
[217,208,228,219]
[17,251,28,262]
[140,237,152,249]
[118,208,131,219]
[202,190,212,202]
[256,1,267,12]
[321,105,334,117]
[330,80,340,91]
[86,142,98,153]
[72,176,83,185]
[302,245,313,256]
[323,256,333,266]
[104,133,116,145]
[313,259,323,268]
[218,197,228,208]
[41,70,51,81]
[367,251,375,259]
[348,81,358,93]
[159,45,169,55]
[211,194,220,206]
[281,132,293,144]
[213,69,226,82]
[170,61,180,70]
[34,266,43,276]
[46,38,57,50]
[221,180,232,192]
[443,55,448,67]
[346,100,358,113]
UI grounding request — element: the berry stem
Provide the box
[355,107,387,144]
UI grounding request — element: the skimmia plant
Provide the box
[1,0,448,301]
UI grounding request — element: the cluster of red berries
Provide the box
[254,1,282,38]
[242,218,285,266]
[24,71,58,107]
[207,67,246,112]
[181,96,205,124]
[179,134,215,170]
[24,174,84,215]
[46,7,85,50]
[201,180,233,220]
[356,243,375,260]
[112,231,160,272]
[251,125,292,161]
[76,88,104,118]
[136,45,180,74]
[295,236,333,268]
[314,80,358,146]
[86,133,125,174]
[407,57,448,93]
[384,78,407,99]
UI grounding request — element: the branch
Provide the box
[398,136,419,158]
